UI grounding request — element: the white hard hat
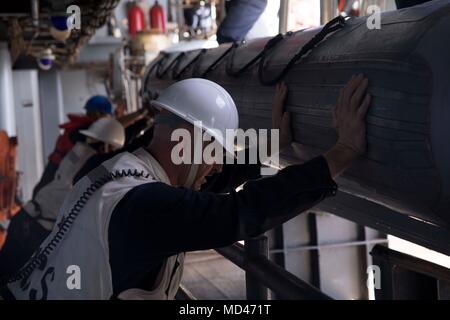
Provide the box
[151,78,239,155]
[79,118,125,149]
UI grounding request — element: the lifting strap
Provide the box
[194,44,236,78]
[258,16,346,85]
[156,52,184,79]
[226,32,287,77]
[172,49,206,79]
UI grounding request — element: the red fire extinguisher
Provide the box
[128,1,145,37]
[149,1,166,33]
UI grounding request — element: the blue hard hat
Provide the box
[84,95,113,114]
[51,15,69,31]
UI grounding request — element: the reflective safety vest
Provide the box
[24,143,96,231]
[6,148,184,300]
[48,114,95,166]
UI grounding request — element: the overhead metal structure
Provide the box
[0,0,120,68]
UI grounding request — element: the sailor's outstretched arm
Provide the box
[109,74,371,258]
[109,155,337,257]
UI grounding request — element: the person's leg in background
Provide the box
[217,0,267,44]
[0,208,49,280]
[395,0,432,9]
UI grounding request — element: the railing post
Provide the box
[217,243,331,300]
[245,236,269,300]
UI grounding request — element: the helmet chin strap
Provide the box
[183,126,203,189]
[183,164,199,189]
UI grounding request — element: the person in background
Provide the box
[0,118,125,281]
[395,0,432,9]
[32,95,113,197]
[217,0,267,44]
[71,99,156,185]
[33,96,148,197]
[73,111,154,185]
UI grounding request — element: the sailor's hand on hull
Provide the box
[325,74,372,178]
[272,81,292,151]
[334,74,371,155]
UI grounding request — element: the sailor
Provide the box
[32,96,146,197]
[2,74,371,300]
[217,0,268,44]
[0,118,125,280]
[32,95,114,197]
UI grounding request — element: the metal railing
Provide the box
[177,236,331,300]
[215,236,331,300]
[177,236,332,300]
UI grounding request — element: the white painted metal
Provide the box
[13,70,44,202]
[0,42,16,136]
[38,70,65,159]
